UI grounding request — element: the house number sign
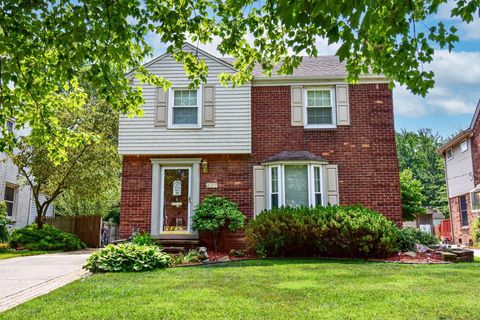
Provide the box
[173,180,182,196]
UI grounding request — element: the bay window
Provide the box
[267,163,324,209]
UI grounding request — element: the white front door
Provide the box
[160,167,192,234]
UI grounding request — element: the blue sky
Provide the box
[147,2,479,138]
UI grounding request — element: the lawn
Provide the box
[2,259,480,319]
[0,249,52,260]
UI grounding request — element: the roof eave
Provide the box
[437,130,472,155]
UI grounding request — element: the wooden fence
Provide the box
[45,215,102,248]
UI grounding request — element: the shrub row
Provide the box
[10,224,85,251]
[246,206,401,258]
[397,227,440,251]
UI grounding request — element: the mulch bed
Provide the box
[370,252,448,264]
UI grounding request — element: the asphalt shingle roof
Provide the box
[221,56,347,79]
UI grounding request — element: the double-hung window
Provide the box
[459,195,469,227]
[304,87,335,128]
[267,164,324,209]
[6,120,14,133]
[168,89,201,128]
[4,185,16,217]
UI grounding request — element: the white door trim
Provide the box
[150,159,200,236]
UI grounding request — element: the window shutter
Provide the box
[203,85,215,126]
[253,166,266,216]
[336,84,350,125]
[323,164,339,205]
[291,86,303,126]
[155,87,168,127]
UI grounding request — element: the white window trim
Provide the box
[167,87,202,129]
[446,148,453,160]
[303,86,336,129]
[4,184,17,218]
[266,163,325,209]
[460,139,468,153]
[471,190,480,212]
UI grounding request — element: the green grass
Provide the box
[0,249,52,260]
[2,259,480,319]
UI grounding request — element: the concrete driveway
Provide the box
[0,250,92,312]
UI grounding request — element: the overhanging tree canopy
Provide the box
[1,0,478,159]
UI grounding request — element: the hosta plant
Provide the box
[84,243,172,273]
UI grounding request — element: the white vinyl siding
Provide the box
[460,139,468,153]
[445,140,474,198]
[119,48,251,155]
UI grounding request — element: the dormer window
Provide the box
[446,148,453,160]
[303,87,336,128]
[168,89,202,128]
[460,139,468,153]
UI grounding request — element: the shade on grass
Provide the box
[2,259,480,319]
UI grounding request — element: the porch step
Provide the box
[162,246,186,254]
[157,239,200,251]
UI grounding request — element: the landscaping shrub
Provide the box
[9,224,86,251]
[0,202,10,243]
[131,232,156,246]
[192,195,245,251]
[84,243,172,272]
[396,227,439,251]
[245,206,399,258]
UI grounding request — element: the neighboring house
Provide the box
[438,99,480,245]
[403,207,445,234]
[118,44,402,248]
[0,120,54,229]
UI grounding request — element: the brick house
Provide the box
[119,44,402,249]
[438,99,480,245]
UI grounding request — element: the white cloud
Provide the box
[394,50,480,118]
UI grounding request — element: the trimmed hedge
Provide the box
[10,224,85,251]
[245,206,399,258]
[84,243,172,272]
[397,227,439,251]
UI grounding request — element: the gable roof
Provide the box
[437,98,480,155]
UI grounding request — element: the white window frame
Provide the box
[446,148,453,160]
[4,184,17,217]
[266,163,325,209]
[303,87,336,129]
[167,87,202,129]
[460,139,468,153]
[470,190,480,212]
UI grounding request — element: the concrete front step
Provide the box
[158,239,200,253]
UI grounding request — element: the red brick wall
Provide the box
[119,83,402,248]
[448,194,477,245]
[251,84,402,223]
[119,156,152,238]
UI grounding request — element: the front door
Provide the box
[161,167,191,233]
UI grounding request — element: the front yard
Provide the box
[2,259,480,319]
[0,248,52,260]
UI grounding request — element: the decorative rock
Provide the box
[197,247,209,261]
[415,243,429,253]
[217,256,230,262]
[229,249,245,257]
[404,251,417,258]
[441,252,458,262]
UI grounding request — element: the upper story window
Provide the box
[4,185,16,217]
[446,148,453,160]
[304,87,336,128]
[168,89,201,128]
[471,190,480,212]
[6,120,14,134]
[460,139,468,153]
[267,164,324,209]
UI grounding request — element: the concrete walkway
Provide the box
[0,251,92,312]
